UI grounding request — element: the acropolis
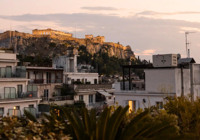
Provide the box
[32,28,73,37]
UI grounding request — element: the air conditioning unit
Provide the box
[153,54,177,67]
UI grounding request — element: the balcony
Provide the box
[0,66,26,78]
[74,84,113,90]
[77,69,98,73]
[41,96,73,101]
[40,96,74,105]
[0,92,38,100]
[66,68,98,73]
[120,82,145,91]
[8,107,37,117]
[28,78,63,84]
[87,101,115,109]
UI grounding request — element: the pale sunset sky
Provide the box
[1,0,200,62]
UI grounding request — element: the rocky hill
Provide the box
[0,30,136,60]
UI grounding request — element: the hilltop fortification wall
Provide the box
[32,28,72,37]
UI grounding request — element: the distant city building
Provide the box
[115,54,199,113]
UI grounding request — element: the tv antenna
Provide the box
[185,31,195,58]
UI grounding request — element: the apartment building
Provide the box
[0,50,41,117]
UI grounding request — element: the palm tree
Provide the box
[25,106,193,140]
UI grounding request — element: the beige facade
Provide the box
[0,51,41,117]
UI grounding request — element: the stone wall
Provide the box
[32,28,72,37]
[0,31,32,41]
[85,35,105,43]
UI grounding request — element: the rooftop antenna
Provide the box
[10,22,12,49]
[185,31,195,58]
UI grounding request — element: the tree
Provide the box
[164,96,200,139]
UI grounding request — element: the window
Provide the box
[29,105,34,108]
[79,95,83,101]
[17,85,23,94]
[4,87,16,98]
[38,104,50,112]
[94,79,97,84]
[156,102,163,109]
[14,106,20,110]
[82,79,84,83]
[77,79,80,82]
[128,100,139,113]
[89,95,93,103]
[0,108,4,115]
[27,85,38,92]
[44,89,49,101]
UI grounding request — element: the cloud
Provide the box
[1,13,200,62]
[180,27,200,32]
[81,6,118,11]
[136,11,200,16]
[135,50,156,56]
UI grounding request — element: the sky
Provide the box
[1,0,200,62]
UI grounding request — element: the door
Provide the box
[6,66,12,78]
[44,89,49,101]
[94,79,97,84]
[17,85,22,98]
[46,72,51,83]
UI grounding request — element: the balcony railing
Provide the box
[0,92,38,100]
[41,96,73,102]
[66,68,98,73]
[77,69,98,73]
[120,82,145,91]
[0,67,26,78]
[0,73,26,78]
[28,79,62,84]
[74,84,113,90]
[87,101,115,108]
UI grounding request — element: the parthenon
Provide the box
[32,28,73,37]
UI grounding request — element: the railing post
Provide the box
[123,67,125,90]
[129,67,131,90]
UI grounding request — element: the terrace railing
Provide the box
[74,84,113,90]
[41,96,73,102]
[0,92,37,100]
[28,79,62,84]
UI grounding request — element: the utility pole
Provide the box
[185,31,195,58]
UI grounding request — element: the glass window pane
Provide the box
[27,85,32,92]
[10,88,16,98]
[33,85,37,92]
[6,67,12,78]
[5,88,10,98]
[0,68,5,77]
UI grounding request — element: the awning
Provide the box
[97,90,112,97]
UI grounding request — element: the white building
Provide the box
[115,54,199,113]
[52,48,115,109]
[0,50,41,117]
[53,48,99,84]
